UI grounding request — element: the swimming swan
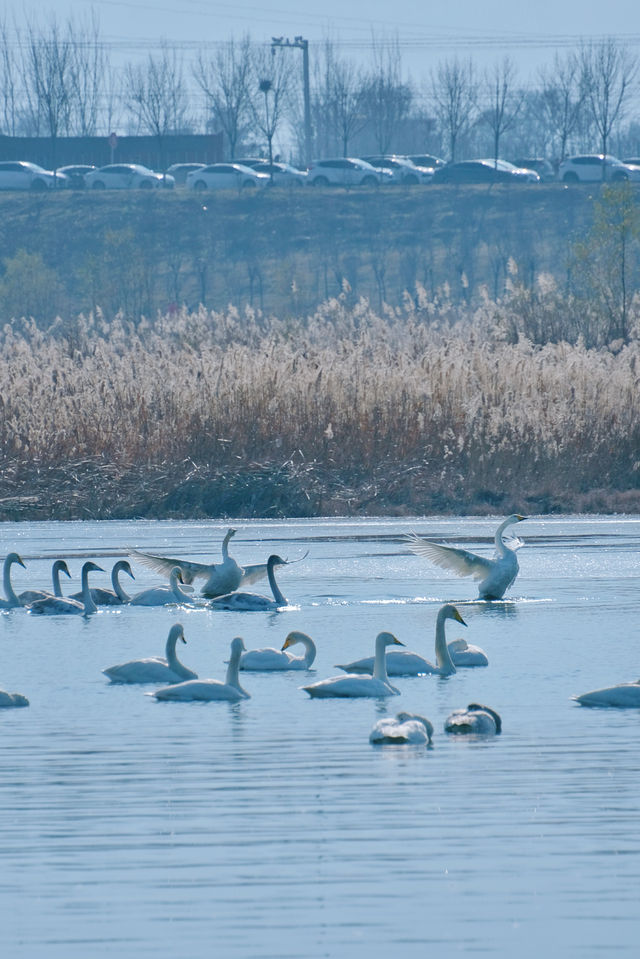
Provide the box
[239,631,316,671]
[128,567,193,607]
[0,553,27,609]
[17,559,71,605]
[302,632,404,698]
[335,604,467,677]
[445,703,502,735]
[103,623,198,684]
[573,682,640,708]
[406,514,527,600]
[71,560,134,606]
[0,687,29,708]
[152,636,250,702]
[28,562,104,615]
[369,712,433,745]
[208,555,289,611]
[129,528,290,598]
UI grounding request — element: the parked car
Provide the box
[512,157,556,182]
[185,163,270,191]
[248,161,307,186]
[622,157,640,167]
[0,160,69,191]
[165,162,206,185]
[432,159,540,185]
[307,157,386,187]
[558,154,640,183]
[57,164,97,188]
[361,155,433,184]
[84,164,175,189]
[407,154,446,169]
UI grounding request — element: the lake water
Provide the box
[1,515,639,958]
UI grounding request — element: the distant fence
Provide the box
[0,133,224,170]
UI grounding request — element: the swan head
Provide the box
[467,703,502,733]
[375,631,405,650]
[224,528,237,542]
[267,554,287,569]
[440,604,467,627]
[169,566,185,583]
[229,636,246,656]
[53,559,72,578]
[508,514,527,525]
[115,560,135,579]
[82,561,104,575]
[396,712,434,742]
[168,623,187,645]
[6,552,26,570]
[281,630,313,651]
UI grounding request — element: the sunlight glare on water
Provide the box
[1,515,639,957]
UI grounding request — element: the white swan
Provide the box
[302,632,404,699]
[336,604,467,677]
[573,682,640,708]
[129,528,291,598]
[406,514,527,600]
[0,552,27,609]
[369,712,433,745]
[445,703,502,735]
[208,555,289,611]
[152,636,250,702]
[103,623,198,684]
[0,687,29,708]
[239,631,316,671]
[128,567,193,607]
[71,560,134,606]
[28,561,104,615]
[17,559,71,605]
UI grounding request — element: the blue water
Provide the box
[1,515,639,957]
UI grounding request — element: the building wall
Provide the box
[0,133,224,170]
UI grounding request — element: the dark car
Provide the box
[432,159,539,185]
[513,157,556,182]
[165,162,206,185]
[58,164,97,188]
[408,154,446,169]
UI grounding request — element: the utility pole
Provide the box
[271,36,312,166]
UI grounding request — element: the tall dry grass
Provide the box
[1,288,639,515]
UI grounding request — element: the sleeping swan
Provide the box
[0,687,29,708]
[152,636,250,702]
[302,632,404,699]
[103,623,197,684]
[369,712,433,745]
[573,682,640,708]
[406,514,527,600]
[208,555,289,611]
[239,631,316,671]
[335,604,469,677]
[128,567,193,607]
[445,703,502,735]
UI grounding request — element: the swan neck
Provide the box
[435,612,456,675]
[225,645,245,691]
[373,638,390,682]
[81,567,98,614]
[170,570,190,601]
[52,564,65,597]
[494,518,513,557]
[267,561,286,605]
[112,564,131,602]
[3,557,19,604]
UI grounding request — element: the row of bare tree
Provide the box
[1,13,638,166]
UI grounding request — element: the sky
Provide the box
[13,0,640,85]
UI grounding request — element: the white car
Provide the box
[307,158,386,187]
[0,161,69,191]
[249,161,307,186]
[558,155,640,183]
[362,155,433,184]
[186,163,270,191]
[84,164,175,190]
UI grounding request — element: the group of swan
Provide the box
[368,704,502,744]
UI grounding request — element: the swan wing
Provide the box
[406,534,493,581]
[128,549,208,585]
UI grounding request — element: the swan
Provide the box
[208,555,289,611]
[28,562,104,615]
[103,623,198,684]
[406,514,527,600]
[0,687,29,708]
[0,553,27,609]
[17,559,72,605]
[128,567,193,607]
[301,632,404,699]
[129,528,291,598]
[573,682,640,708]
[369,712,433,745]
[152,636,250,702]
[445,703,502,735]
[71,560,134,606]
[335,604,467,677]
[239,631,316,671]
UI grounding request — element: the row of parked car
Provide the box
[1,153,639,193]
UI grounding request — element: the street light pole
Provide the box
[271,36,312,166]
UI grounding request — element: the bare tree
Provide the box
[323,45,367,157]
[480,58,523,166]
[538,52,585,160]
[249,45,293,164]
[67,12,106,136]
[0,17,20,135]
[124,45,189,168]
[21,16,73,166]
[580,40,638,166]
[431,57,477,162]
[359,38,412,154]
[193,36,252,159]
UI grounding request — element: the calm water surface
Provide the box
[1,515,639,958]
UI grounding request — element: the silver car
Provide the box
[307,158,386,187]
[84,164,175,190]
[0,161,69,191]
[186,163,270,191]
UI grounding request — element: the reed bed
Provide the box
[1,292,639,518]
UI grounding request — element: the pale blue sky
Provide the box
[14,0,640,84]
